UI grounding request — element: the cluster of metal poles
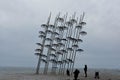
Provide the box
[35,12,87,75]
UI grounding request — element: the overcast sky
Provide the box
[0,0,120,69]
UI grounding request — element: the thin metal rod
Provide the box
[44,13,60,74]
[36,13,51,74]
[71,13,85,73]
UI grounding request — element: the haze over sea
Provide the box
[0,67,120,80]
[0,66,120,74]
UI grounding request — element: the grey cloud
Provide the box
[0,0,120,69]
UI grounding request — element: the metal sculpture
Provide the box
[35,12,87,75]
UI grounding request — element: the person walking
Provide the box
[73,69,80,80]
[84,65,87,77]
[94,71,100,79]
[66,69,70,76]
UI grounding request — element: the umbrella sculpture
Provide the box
[35,12,87,75]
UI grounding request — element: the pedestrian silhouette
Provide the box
[84,65,87,77]
[66,69,70,76]
[73,69,80,80]
[94,72,100,79]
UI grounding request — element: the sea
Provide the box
[0,67,35,78]
[0,66,120,76]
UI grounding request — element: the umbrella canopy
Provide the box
[56,51,63,55]
[45,44,51,48]
[70,19,77,24]
[39,31,45,35]
[58,42,65,47]
[62,26,68,30]
[54,37,61,42]
[45,38,52,42]
[46,30,53,34]
[57,26,68,31]
[61,38,67,42]
[52,43,59,47]
[50,47,56,52]
[52,32,59,36]
[41,54,47,58]
[49,59,57,63]
[57,17,64,22]
[41,24,48,28]
[49,53,56,57]
[67,48,74,51]
[75,25,82,29]
[60,49,67,53]
[62,59,68,63]
[72,44,79,48]
[76,49,84,52]
[77,39,83,42]
[35,53,42,56]
[39,34,46,39]
[35,49,42,52]
[66,21,73,26]
[41,59,47,63]
[79,22,86,26]
[49,24,55,28]
[71,38,78,42]
[36,43,43,47]
[67,58,73,63]
[67,36,73,41]
[79,31,87,36]
[57,61,63,64]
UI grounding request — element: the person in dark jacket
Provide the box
[73,69,80,80]
[94,71,100,79]
[66,69,70,76]
[84,65,87,77]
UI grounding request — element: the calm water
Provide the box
[0,67,35,74]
